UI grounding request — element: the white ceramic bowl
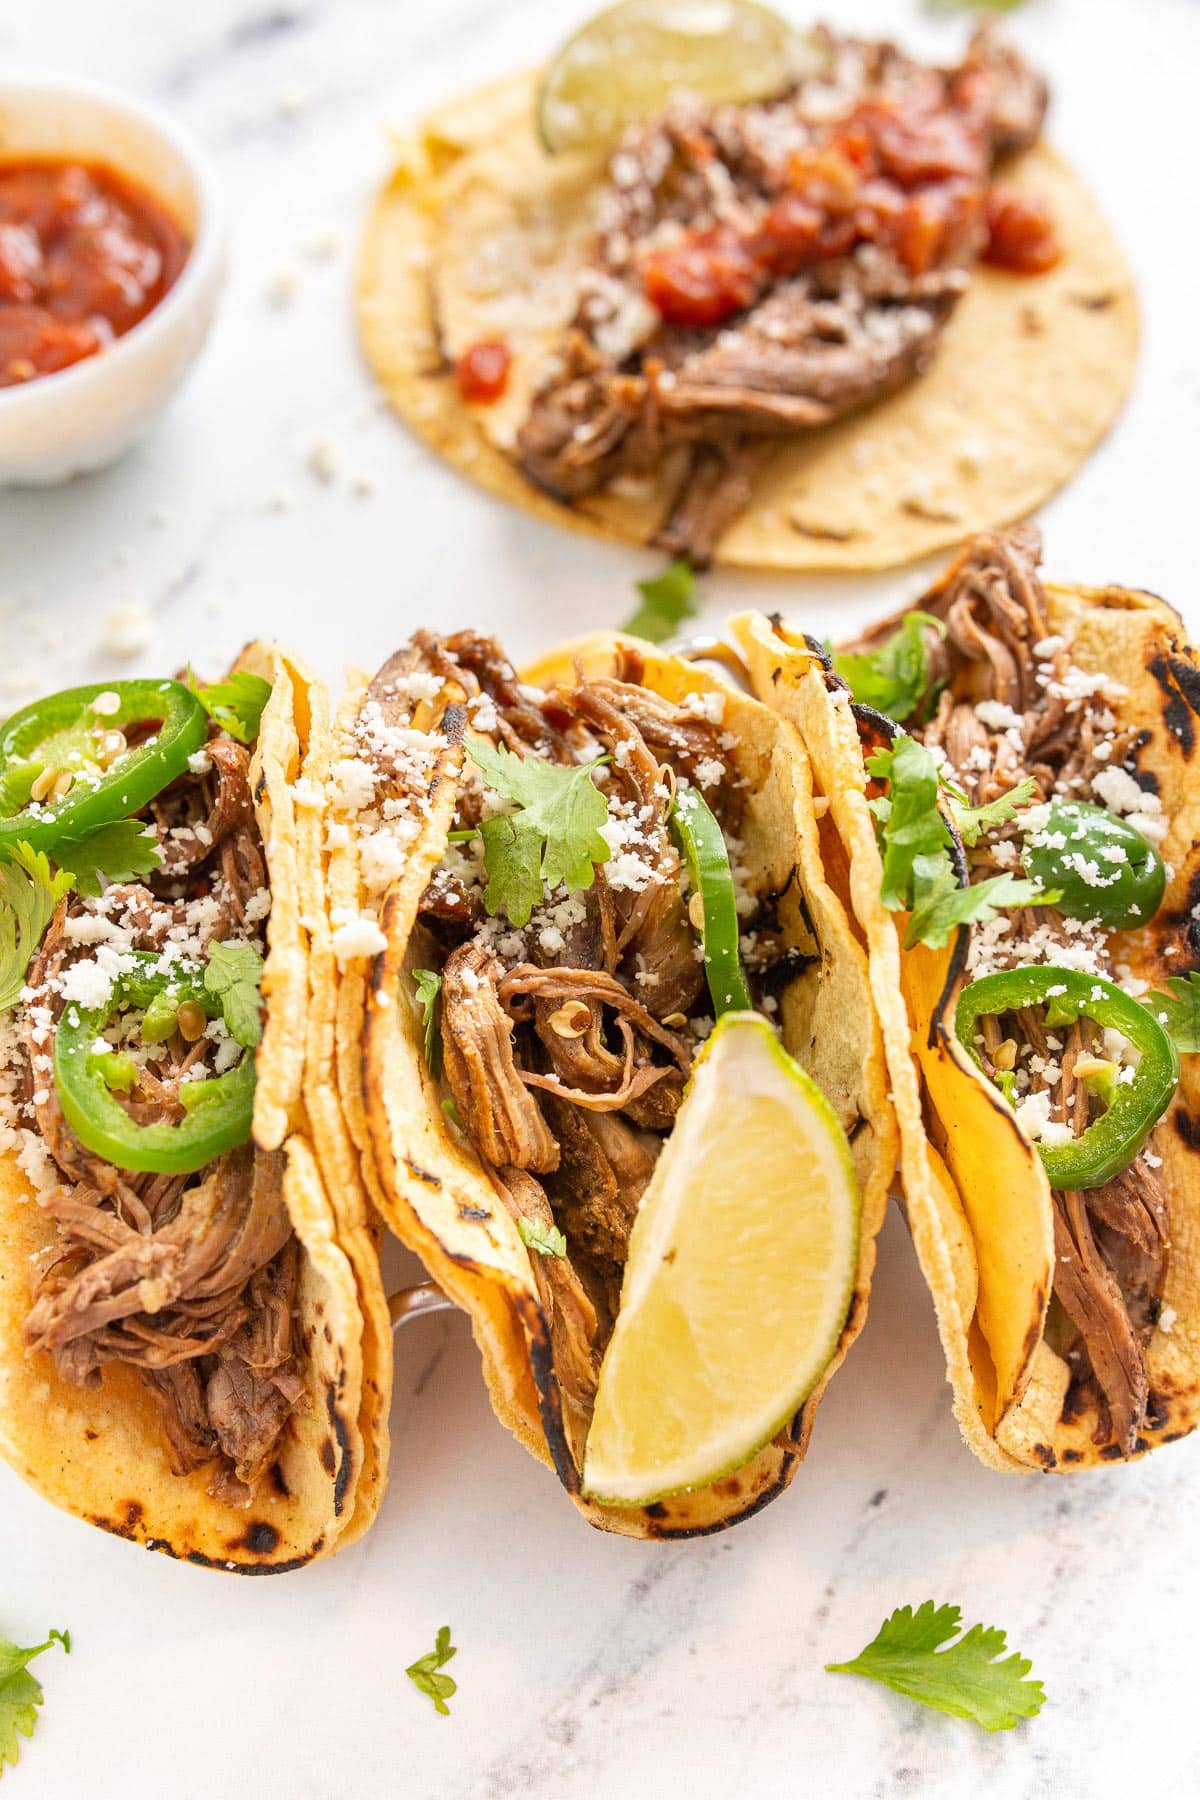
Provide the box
[0,75,226,485]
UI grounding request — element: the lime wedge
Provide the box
[538,0,828,157]
[582,1011,859,1505]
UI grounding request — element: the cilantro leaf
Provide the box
[477,816,546,928]
[834,612,945,723]
[0,845,74,1013]
[928,0,1026,14]
[866,736,951,910]
[441,1096,463,1130]
[621,560,698,644]
[406,1625,457,1718]
[0,1626,71,1774]
[51,820,162,899]
[1147,972,1200,1054]
[412,968,443,1075]
[827,1601,1044,1733]
[189,670,272,746]
[203,942,265,1048]
[468,740,610,922]
[947,777,1038,848]
[868,736,1052,949]
[518,1214,568,1258]
[904,857,1050,951]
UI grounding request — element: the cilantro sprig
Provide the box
[0,846,74,1013]
[518,1214,568,1258]
[412,968,443,1075]
[1147,972,1200,1055]
[621,560,698,645]
[406,1626,457,1717]
[867,736,1048,949]
[51,820,163,899]
[466,740,610,928]
[0,1626,71,1775]
[188,670,272,746]
[827,1602,1044,1733]
[204,942,265,1048]
[834,612,946,724]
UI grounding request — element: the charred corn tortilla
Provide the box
[0,647,389,1569]
[735,577,1200,1471]
[358,68,1136,571]
[324,631,895,1535]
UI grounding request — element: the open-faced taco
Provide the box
[0,648,390,1569]
[735,527,1200,1470]
[359,14,1135,570]
[320,628,895,1534]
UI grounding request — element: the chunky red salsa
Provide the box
[455,338,512,404]
[640,83,1059,331]
[982,184,1061,275]
[0,159,191,387]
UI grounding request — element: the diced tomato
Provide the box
[983,185,1061,274]
[455,339,512,404]
[641,225,760,329]
[0,305,101,384]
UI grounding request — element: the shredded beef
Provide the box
[16,721,302,1501]
[515,26,1048,563]
[863,527,1176,1454]
[419,633,753,1459]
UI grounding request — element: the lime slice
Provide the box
[538,0,828,157]
[582,1011,859,1505]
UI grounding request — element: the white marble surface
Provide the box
[1,1,1199,1795]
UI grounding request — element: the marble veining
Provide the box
[1,2,1199,1795]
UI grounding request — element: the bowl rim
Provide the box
[0,70,226,411]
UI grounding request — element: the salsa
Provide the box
[0,159,191,387]
[983,185,1061,274]
[455,339,512,404]
[639,86,1056,331]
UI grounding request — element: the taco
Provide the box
[0,648,389,1569]
[358,20,1135,571]
[734,526,1200,1470]
[320,628,895,1534]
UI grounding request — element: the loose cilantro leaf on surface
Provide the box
[1147,972,1200,1054]
[412,968,443,1075]
[827,1602,1044,1733]
[51,820,162,899]
[621,560,698,645]
[478,816,546,929]
[189,670,272,746]
[0,1626,71,1774]
[0,845,74,1013]
[204,942,265,1048]
[928,0,1025,14]
[947,777,1038,848]
[834,612,945,723]
[468,740,610,923]
[406,1626,457,1718]
[518,1215,568,1258]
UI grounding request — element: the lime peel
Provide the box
[582,1010,860,1505]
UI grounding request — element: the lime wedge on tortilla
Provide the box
[538,0,827,156]
[581,1011,859,1505]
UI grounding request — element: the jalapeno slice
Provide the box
[0,679,208,855]
[53,954,256,1174]
[670,785,754,1016]
[955,965,1178,1189]
[1023,799,1165,930]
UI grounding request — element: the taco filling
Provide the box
[354,631,836,1461]
[843,527,1181,1453]
[0,674,303,1505]
[512,25,1051,564]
